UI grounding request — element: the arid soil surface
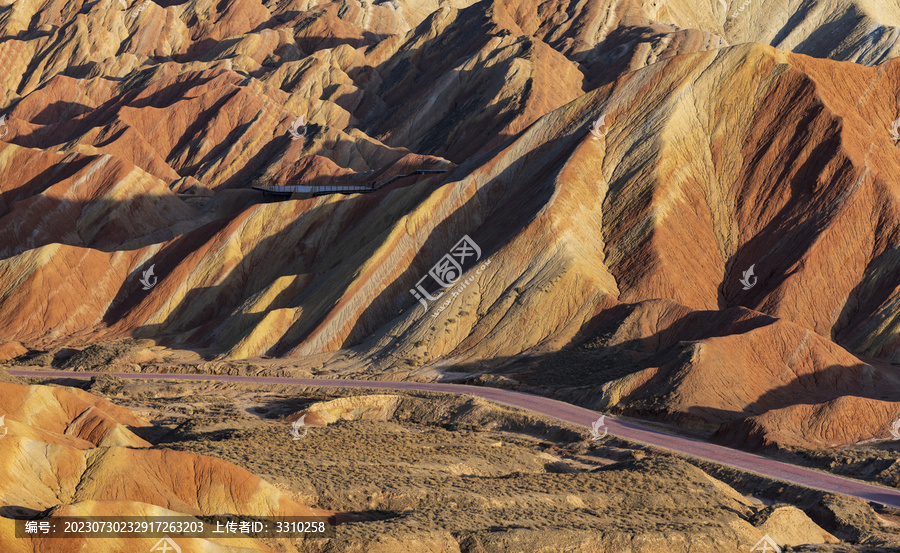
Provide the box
[773,445,900,490]
[1,371,891,552]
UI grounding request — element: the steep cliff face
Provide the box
[2,0,900,450]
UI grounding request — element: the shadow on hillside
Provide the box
[0,189,272,260]
[27,100,94,125]
[0,127,462,357]
[117,162,449,353]
[338,130,573,351]
[100,47,571,356]
[0,506,45,519]
[569,25,665,90]
[719,106,845,310]
[106,104,546,353]
[833,247,900,356]
[419,303,900,430]
[682,358,900,435]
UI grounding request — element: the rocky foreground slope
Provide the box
[0,372,330,552]
[13,372,893,553]
[3,0,900,453]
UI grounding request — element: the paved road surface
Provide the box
[11,369,900,508]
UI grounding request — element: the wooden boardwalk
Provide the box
[253,169,448,197]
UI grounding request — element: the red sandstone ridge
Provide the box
[2,0,900,452]
[714,396,900,450]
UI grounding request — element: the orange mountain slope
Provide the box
[0,379,329,552]
[2,0,900,450]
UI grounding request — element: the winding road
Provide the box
[11,368,900,508]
